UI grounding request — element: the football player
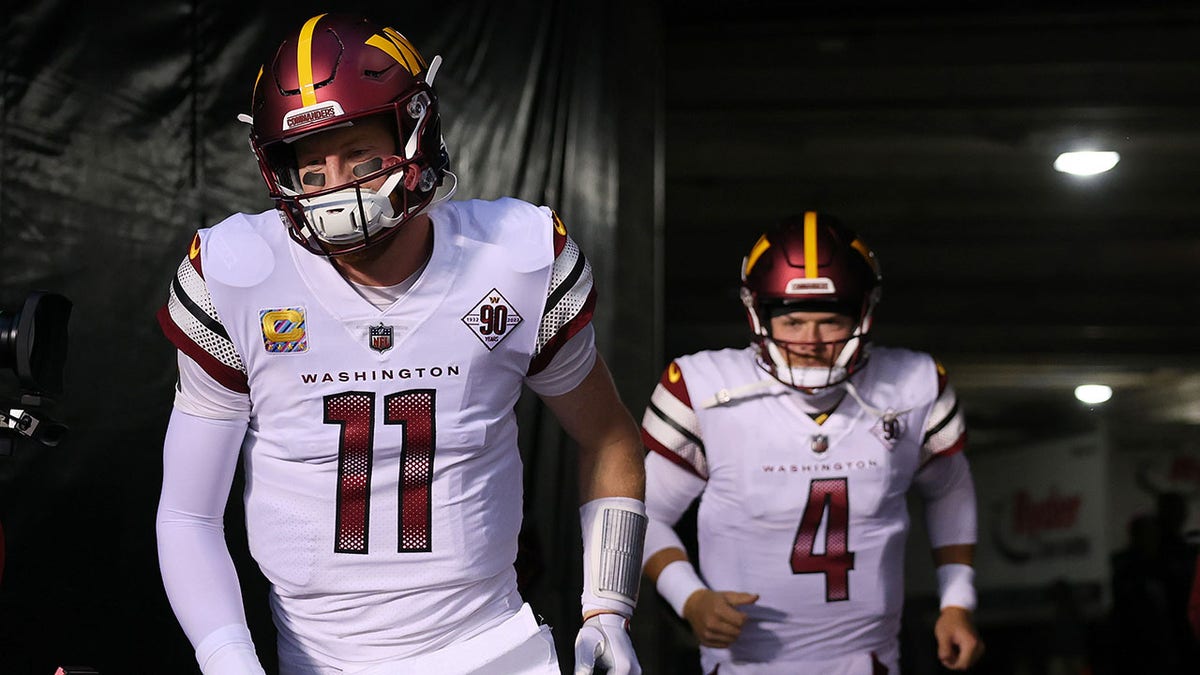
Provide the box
[155,13,645,675]
[640,213,984,674]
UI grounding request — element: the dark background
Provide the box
[1,1,1198,673]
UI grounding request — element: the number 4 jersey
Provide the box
[641,346,966,671]
[157,197,595,665]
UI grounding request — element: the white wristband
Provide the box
[656,560,708,618]
[936,563,977,612]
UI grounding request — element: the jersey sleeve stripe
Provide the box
[158,256,249,394]
[172,275,232,341]
[543,237,587,317]
[641,416,706,476]
[171,257,236,347]
[922,382,967,460]
[157,305,249,394]
[527,289,595,376]
[644,437,708,480]
[924,398,960,441]
[529,234,595,375]
[924,384,962,442]
[925,412,966,452]
[920,432,967,467]
[641,382,708,479]
[648,384,702,440]
[644,400,705,452]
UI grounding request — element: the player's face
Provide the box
[769,311,856,367]
[292,116,402,195]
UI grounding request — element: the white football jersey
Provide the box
[158,198,594,666]
[641,346,966,671]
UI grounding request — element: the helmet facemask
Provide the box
[743,294,875,392]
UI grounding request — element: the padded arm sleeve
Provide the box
[913,451,978,548]
[156,408,264,673]
[580,497,647,616]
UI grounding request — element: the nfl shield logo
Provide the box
[369,323,394,353]
[810,434,830,455]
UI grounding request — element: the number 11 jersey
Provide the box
[158,197,594,665]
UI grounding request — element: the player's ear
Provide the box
[402,163,422,191]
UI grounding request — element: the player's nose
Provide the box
[324,159,358,187]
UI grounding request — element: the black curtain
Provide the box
[0,1,663,672]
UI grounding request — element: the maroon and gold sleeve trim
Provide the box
[528,216,595,376]
[640,362,708,479]
[921,360,966,465]
[157,237,249,394]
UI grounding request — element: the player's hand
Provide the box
[574,612,641,675]
[934,606,984,670]
[681,589,759,648]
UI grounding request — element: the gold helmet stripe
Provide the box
[385,27,427,70]
[803,211,819,277]
[851,238,880,277]
[367,29,426,75]
[744,234,771,276]
[296,13,327,107]
[251,66,264,104]
[366,35,410,72]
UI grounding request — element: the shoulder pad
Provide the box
[451,198,553,273]
[202,214,276,288]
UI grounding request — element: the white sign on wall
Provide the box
[972,432,1108,590]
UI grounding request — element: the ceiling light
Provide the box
[1074,384,1113,405]
[1054,151,1120,176]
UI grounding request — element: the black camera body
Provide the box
[0,291,72,453]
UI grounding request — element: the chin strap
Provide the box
[699,378,781,409]
[844,380,912,418]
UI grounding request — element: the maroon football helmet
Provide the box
[740,212,883,390]
[246,13,450,256]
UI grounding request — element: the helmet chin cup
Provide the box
[763,340,848,391]
[302,173,404,244]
